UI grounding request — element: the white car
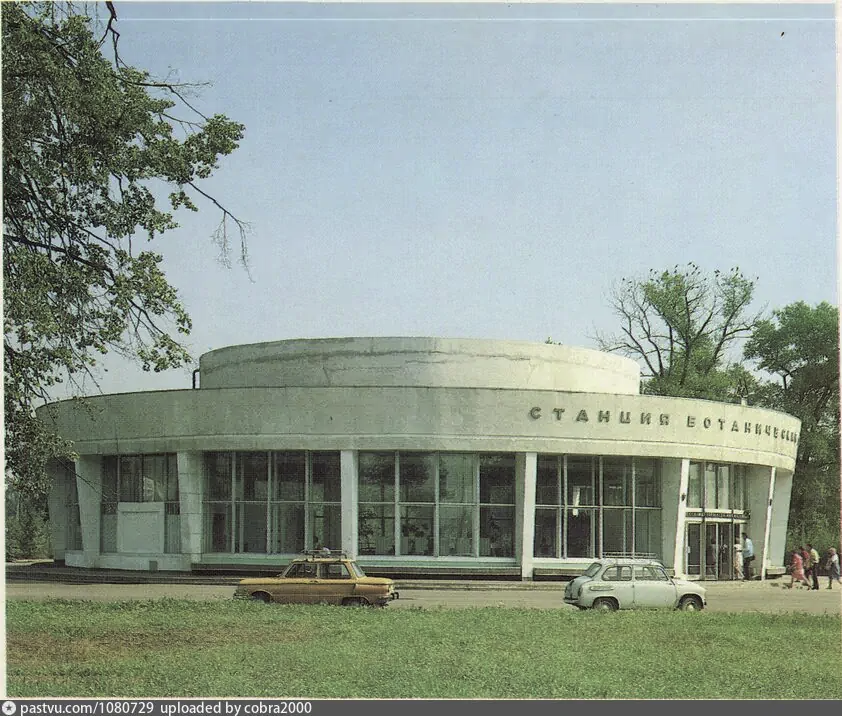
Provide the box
[564,558,707,612]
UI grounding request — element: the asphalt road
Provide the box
[5,580,842,614]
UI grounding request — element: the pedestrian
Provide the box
[825,547,841,589]
[801,545,814,589]
[742,532,754,581]
[733,541,744,580]
[808,543,821,590]
[787,548,810,589]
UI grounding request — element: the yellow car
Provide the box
[233,550,399,606]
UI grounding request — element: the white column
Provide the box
[340,450,358,558]
[75,455,103,567]
[761,467,776,582]
[768,470,794,570]
[518,452,537,581]
[177,452,205,563]
[673,459,690,578]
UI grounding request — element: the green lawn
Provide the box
[6,599,842,698]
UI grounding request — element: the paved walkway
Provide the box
[5,565,842,614]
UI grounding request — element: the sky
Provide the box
[70,1,837,397]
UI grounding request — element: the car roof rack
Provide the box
[300,549,348,559]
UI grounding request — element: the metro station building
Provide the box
[41,337,800,580]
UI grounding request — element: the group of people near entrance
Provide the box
[786,543,842,590]
[738,534,842,589]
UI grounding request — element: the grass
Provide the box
[6,599,842,698]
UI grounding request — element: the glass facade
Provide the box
[85,450,752,576]
[534,455,662,560]
[358,451,516,558]
[203,451,341,553]
[100,454,180,554]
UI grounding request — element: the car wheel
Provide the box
[341,597,368,607]
[678,595,703,612]
[250,592,272,604]
[592,598,618,612]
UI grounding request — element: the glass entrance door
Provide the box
[685,523,701,577]
[687,521,740,580]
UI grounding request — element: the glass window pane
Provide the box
[634,459,660,507]
[359,504,395,555]
[399,452,435,503]
[238,452,268,501]
[100,501,117,553]
[400,505,434,555]
[204,502,232,552]
[270,503,304,553]
[164,502,181,554]
[480,506,514,557]
[323,563,351,579]
[717,465,730,509]
[479,454,515,504]
[166,455,179,502]
[567,456,595,507]
[101,457,118,503]
[733,465,745,510]
[536,455,560,505]
[603,508,632,555]
[634,510,662,557]
[311,452,341,502]
[439,453,475,503]
[534,508,558,557]
[273,452,305,500]
[687,462,701,508]
[119,456,142,502]
[439,505,473,556]
[144,455,167,502]
[311,503,341,550]
[359,452,395,503]
[238,502,267,553]
[566,508,595,557]
[602,457,631,506]
[205,453,232,500]
[704,463,717,509]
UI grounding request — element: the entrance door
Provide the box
[717,523,735,580]
[686,521,741,580]
[705,523,718,579]
[685,523,701,577]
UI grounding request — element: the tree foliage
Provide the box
[3,1,246,497]
[594,264,760,400]
[743,301,840,546]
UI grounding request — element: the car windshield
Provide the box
[351,562,366,577]
[584,562,602,577]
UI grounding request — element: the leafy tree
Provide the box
[594,263,760,401]
[743,301,840,548]
[3,2,247,497]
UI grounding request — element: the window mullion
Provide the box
[230,453,236,554]
[473,455,480,558]
[562,455,567,559]
[394,452,401,556]
[304,452,311,550]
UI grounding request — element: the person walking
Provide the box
[808,544,821,590]
[742,532,754,581]
[787,549,810,589]
[801,545,814,589]
[733,541,744,580]
[825,547,841,589]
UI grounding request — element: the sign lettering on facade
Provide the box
[529,406,799,447]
